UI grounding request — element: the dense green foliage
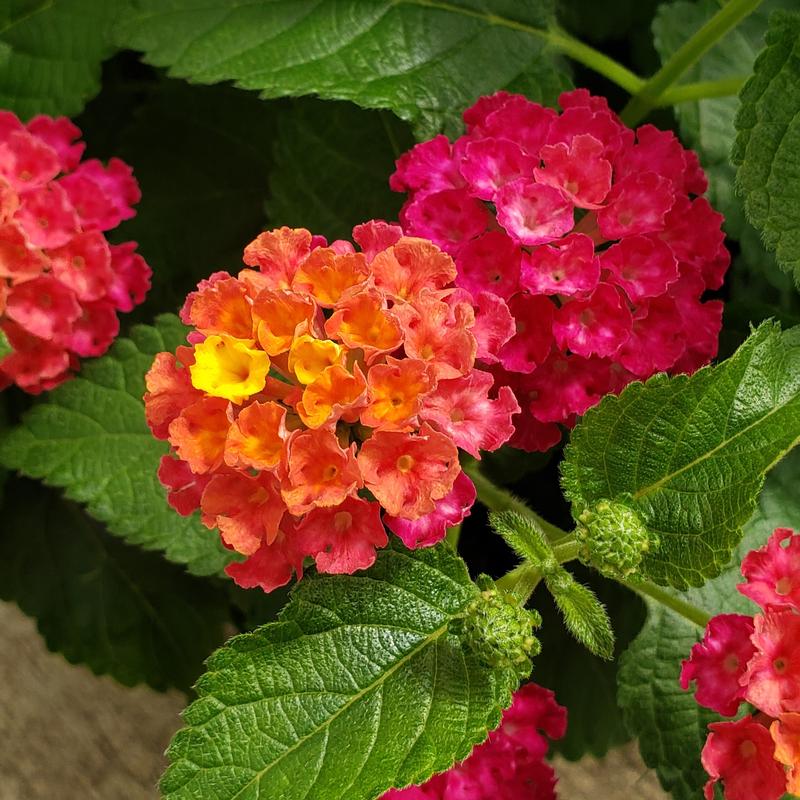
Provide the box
[0,1,798,798]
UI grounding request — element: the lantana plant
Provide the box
[0,2,799,800]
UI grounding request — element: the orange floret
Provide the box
[200,471,284,554]
[370,237,456,301]
[281,428,361,515]
[188,275,253,339]
[243,226,312,289]
[288,333,344,385]
[325,290,403,359]
[394,290,476,379]
[357,423,460,518]
[168,396,231,474]
[224,400,287,471]
[297,363,367,429]
[144,351,202,440]
[252,289,317,355]
[292,248,370,307]
[360,357,431,430]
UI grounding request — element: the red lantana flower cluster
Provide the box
[681,528,800,800]
[0,111,151,393]
[392,89,728,451]
[144,222,520,592]
[383,683,567,800]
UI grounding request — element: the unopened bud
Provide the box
[576,499,653,579]
[455,576,541,678]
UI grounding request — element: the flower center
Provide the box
[334,511,352,532]
[722,654,739,674]
[322,464,339,481]
[776,577,793,596]
[396,454,414,473]
[774,657,788,674]
[739,740,757,759]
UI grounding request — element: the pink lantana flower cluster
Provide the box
[145,222,520,592]
[681,528,800,800]
[383,683,567,800]
[392,89,728,451]
[0,111,151,393]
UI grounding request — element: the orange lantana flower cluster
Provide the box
[145,221,519,591]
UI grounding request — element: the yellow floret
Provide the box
[190,334,270,404]
[288,334,344,385]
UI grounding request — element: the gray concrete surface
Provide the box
[0,601,668,799]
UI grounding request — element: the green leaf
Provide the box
[562,322,800,589]
[162,541,516,800]
[115,0,570,137]
[545,571,614,660]
[0,477,227,690]
[269,99,413,242]
[733,10,800,283]
[0,314,234,576]
[617,447,800,800]
[77,76,276,319]
[0,327,10,360]
[533,570,645,760]
[652,0,787,237]
[0,0,124,118]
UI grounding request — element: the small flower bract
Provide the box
[146,222,520,591]
[392,89,729,451]
[0,110,151,393]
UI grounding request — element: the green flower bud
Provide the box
[455,576,541,678]
[576,499,654,579]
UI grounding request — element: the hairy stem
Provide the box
[621,0,764,125]
[621,578,712,628]
[463,460,568,541]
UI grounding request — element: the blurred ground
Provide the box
[0,601,668,799]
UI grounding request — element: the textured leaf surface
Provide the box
[269,99,413,241]
[562,322,800,588]
[0,477,227,690]
[78,77,275,319]
[0,315,234,576]
[732,10,800,283]
[0,0,123,118]
[115,0,570,137]
[162,541,516,800]
[618,448,800,800]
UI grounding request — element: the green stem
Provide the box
[546,27,645,95]
[621,0,764,125]
[445,522,462,551]
[656,76,748,106]
[406,0,645,93]
[498,563,542,600]
[463,460,567,541]
[621,578,712,628]
[496,537,580,602]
